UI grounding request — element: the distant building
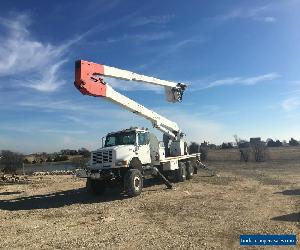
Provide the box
[250,137,261,144]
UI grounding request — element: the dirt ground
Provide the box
[0,161,299,249]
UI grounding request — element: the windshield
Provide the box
[104,132,136,147]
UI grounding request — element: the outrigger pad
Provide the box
[152,167,173,189]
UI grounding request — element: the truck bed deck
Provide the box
[160,153,200,163]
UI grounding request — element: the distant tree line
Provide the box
[1,148,91,173]
[221,142,234,149]
[22,148,90,164]
[187,136,300,164]
[266,138,299,147]
[60,148,90,156]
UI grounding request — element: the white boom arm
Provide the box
[101,65,187,103]
[74,60,186,139]
[103,65,178,88]
[106,85,179,139]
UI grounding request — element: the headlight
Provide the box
[117,160,128,166]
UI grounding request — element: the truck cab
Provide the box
[90,127,151,170]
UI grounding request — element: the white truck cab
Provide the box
[90,127,169,169]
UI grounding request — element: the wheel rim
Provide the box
[133,176,141,191]
[182,167,186,178]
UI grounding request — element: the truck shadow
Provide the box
[274,189,300,196]
[0,188,128,211]
[143,178,165,187]
[271,188,300,223]
[271,212,300,222]
[0,179,173,211]
[0,191,23,195]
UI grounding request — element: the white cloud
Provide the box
[19,60,67,92]
[0,14,76,92]
[0,124,87,135]
[214,5,277,23]
[62,136,73,146]
[18,100,85,111]
[263,16,276,23]
[195,73,280,89]
[1,97,233,151]
[173,113,226,143]
[137,37,205,70]
[40,129,87,135]
[17,98,134,120]
[63,103,231,145]
[105,31,173,44]
[131,15,174,27]
[281,97,300,112]
[241,73,280,85]
[280,81,300,96]
[289,80,300,85]
[153,107,230,144]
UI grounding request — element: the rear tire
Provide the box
[86,178,106,195]
[175,162,186,182]
[124,169,143,197]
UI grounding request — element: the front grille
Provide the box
[92,150,113,164]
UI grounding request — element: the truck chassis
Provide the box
[77,153,202,197]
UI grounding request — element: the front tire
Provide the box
[86,178,106,195]
[124,169,143,197]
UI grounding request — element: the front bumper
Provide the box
[75,167,125,180]
[76,169,107,179]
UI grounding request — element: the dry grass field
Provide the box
[0,149,299,249]
[208,146,300,162]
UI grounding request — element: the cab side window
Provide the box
[105,136,115,147]
[138,132,149,145]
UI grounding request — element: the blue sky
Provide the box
[0,0,300,153]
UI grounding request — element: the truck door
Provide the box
[137,132,151,164]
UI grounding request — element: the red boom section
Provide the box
[74,60,107,97]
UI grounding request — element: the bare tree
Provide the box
[234,135,250,162]
[71,156,89,169]
[251,141,268,162]
[189,141,209,161]
[234,135,267,162]
[0,150,24,173]
[189,142,200,154]
[78,148,90,158]
[200,141,209,161]
[289,138,299,146]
